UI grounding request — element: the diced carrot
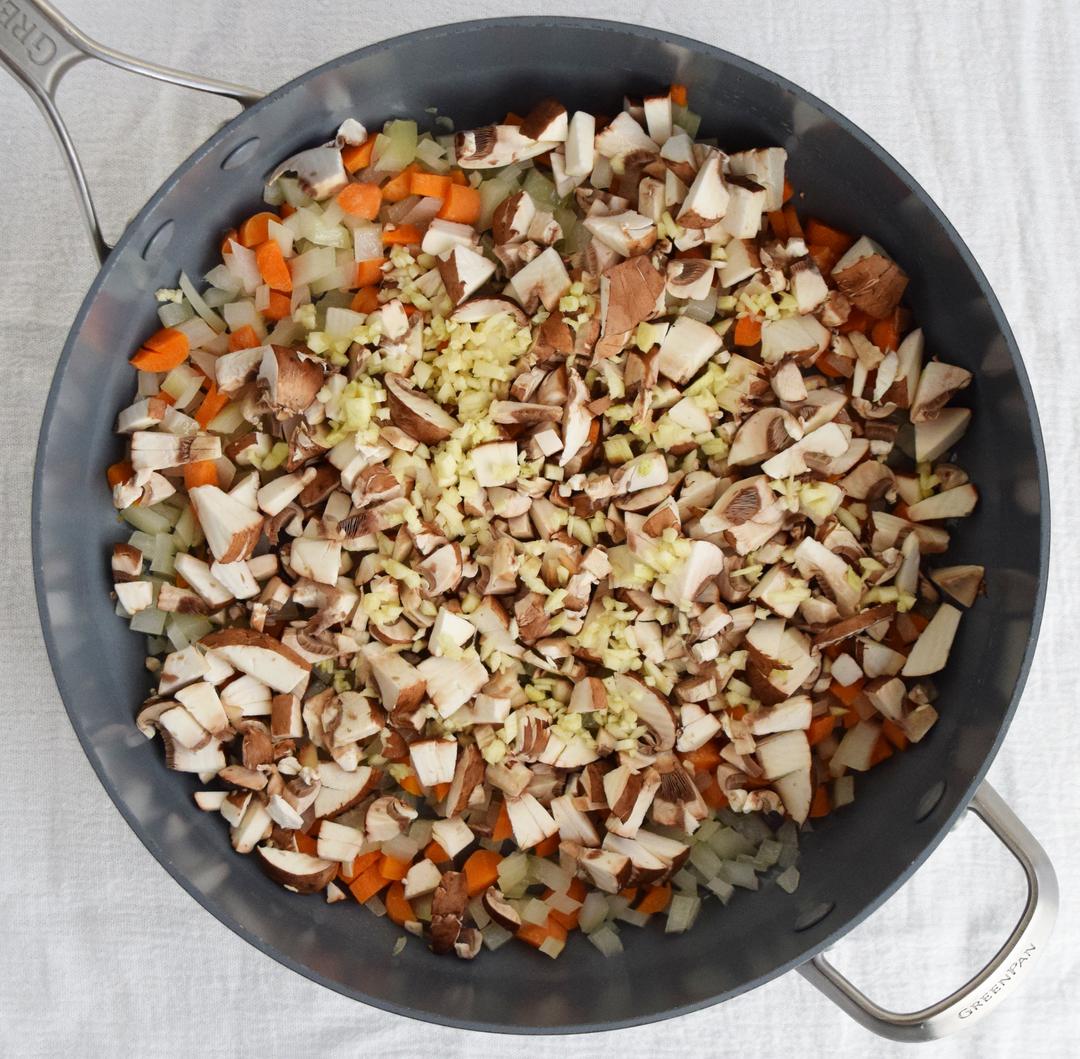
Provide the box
[807,713,837,746]
[547,902,579,931]
[807,243,839,276]
[516,916,567,949]
[503,111,524,126]
[409,171,452,200]
[463,849,503,896]
[381,223,423,246]
[154,390,176,406]
[379,164,420,203]
[264,290,292,321]
[434,782,452,800]
[341,139,375,173]
[380,853,412,881]
[173,571,189,590]
[349,864,391,904]
[893,501,911,520]
[279,203,297,219]
[882,719,909,751]
[256,239,292,292]
[355,257,386,287]
[733,316,762,347]
[436,183,481,224]
[533,834,560,858]
[350,287,380,313]
[227,324,260,351]
[106,459,133,487]
[619,887,638,903]
[679,739,724,773]
[425,840,449,863]
[815,354,847,379]
[129,327,189,372]
[701,778,728,810]
[337,182,382,220]
[238,211,280,248]
[294,831,318,856]
[398,772,423,797]
[782,178,795,203]
[871,312,901,352]
[423,837,449,863]
[829,677,865,707]
[220,228,238,255]
[545,878,587,929]
[183,460,219,490]
[339,848,382,883]
[809,785,830,818]
[870,736,895,767]
[492,800,513,843]
[384,881,414,926]
[843,709,860,729]
[804,218,854,256]
[637,884,672,915]
[838,308,872,334]
[767,210,787,240]
[782,205,803,239]
[449,169,469,187]
[909,612,930,633]
[194,383,229,429]
[730,704,748,721]
[669,83,688,106]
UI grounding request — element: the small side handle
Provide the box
[798,781,1058,1042]
[0,0,263,263]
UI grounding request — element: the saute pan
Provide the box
[7,1,1057,1040]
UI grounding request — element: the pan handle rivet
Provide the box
[914,779,947,822]
[142,219,175,261]
[221,137,262,170]
[794,900,835,933]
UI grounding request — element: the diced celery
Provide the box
[122,506,172,536]
[206,402,247,436]
[129,607,167,635]
[149,532,176,576]
[523,169,558,209]
[374,119,418,172]
[166,616,190,651]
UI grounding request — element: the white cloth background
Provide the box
[1,0,1077,1055]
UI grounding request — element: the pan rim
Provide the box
[31,14,1051,1034]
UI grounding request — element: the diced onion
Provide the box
[481,922,513,951]
[665,894,701,934]
[224,240,262,294]
[776,866,801,894]
[352,223,383,262]
[171,315,218,350]
[588,925,624,957]
[290,246,337,287]
[179,271,227,333]
[158,302,193,328]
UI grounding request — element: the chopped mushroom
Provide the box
[106,93,983,961]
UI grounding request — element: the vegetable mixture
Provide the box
[108,87,983,960]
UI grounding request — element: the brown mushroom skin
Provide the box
[257,848,338,894]
[429,870,469,954]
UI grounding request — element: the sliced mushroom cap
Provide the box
[257,846,339,893]
[384,373,460,444]
[259,346,325,417]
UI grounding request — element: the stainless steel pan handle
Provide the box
[0,0,262,263]
[799,781,1058,1043]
